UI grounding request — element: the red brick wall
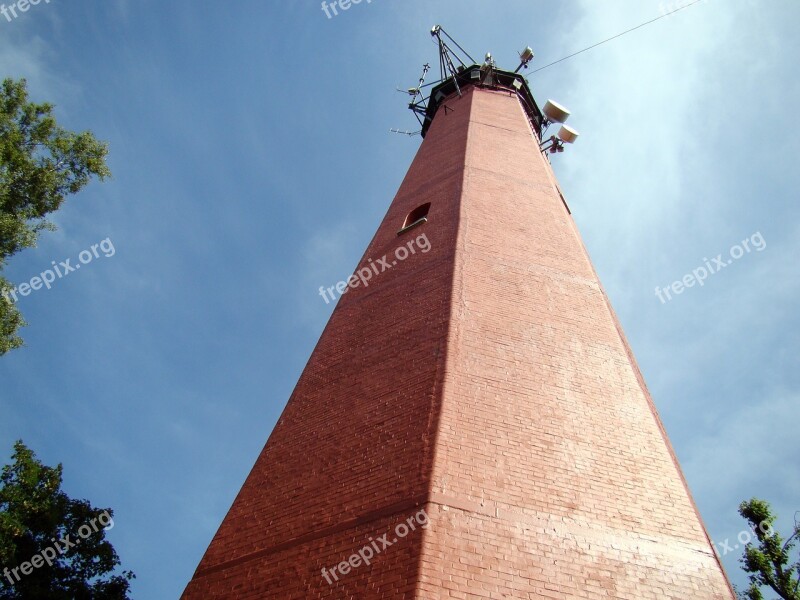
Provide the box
[181,84,473,599]
[419,87,735,599]
[181,85,736,599]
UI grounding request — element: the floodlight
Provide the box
[512,79,523,90]
[515,46,535,72]
[540,124,580,155]
[557,125,579,144]
[542,99,571,124]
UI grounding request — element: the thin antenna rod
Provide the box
[389,128,420,137]
[439,28,477,65]
[406,63,431,127]
[431,25,466,97]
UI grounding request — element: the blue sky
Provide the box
[0,1,797,597]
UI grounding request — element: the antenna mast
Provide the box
[430,25,476,98]
[397,25,580,151]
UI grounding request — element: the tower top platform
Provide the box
[421,64,544,138]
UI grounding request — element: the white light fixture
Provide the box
[557,125,579,144]
[539,124,580,155]
[515,46,534,73]
[542,99,571,124]
[538,99,579,155]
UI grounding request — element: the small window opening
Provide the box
[397,203,430,235]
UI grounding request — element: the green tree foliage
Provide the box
[737,498,799,600]
[0,441,133,599]
[0,77,111,355]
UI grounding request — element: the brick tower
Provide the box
[181,28,736,599]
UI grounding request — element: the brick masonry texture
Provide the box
[181,84,736,599]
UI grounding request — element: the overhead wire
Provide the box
[397,3,706,135]
[530,0,706,74]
